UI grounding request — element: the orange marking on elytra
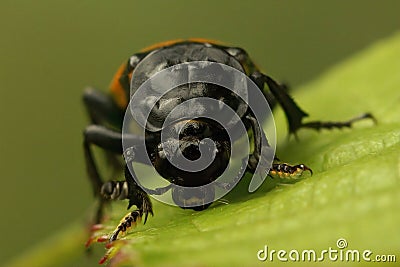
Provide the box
[109,62,129,109]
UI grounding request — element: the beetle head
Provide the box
[154,118,231,190]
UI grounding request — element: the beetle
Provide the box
[83,39,374,242]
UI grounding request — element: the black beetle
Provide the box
[83,39,374,241]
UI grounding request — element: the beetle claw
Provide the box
[109,210,142,242]
[269,163,313,179]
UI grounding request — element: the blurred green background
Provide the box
[0,0,399,264]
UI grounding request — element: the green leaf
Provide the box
[8,32,400,267]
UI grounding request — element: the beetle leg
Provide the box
[108,165,153,242]
[262,73,376,132]
[83,87,124,127]
[109,210,143,242]
[298,113,376,131]
[124,146,172,195]
[145,184,173,195]
[83,87,125,176]
[244,114,273,173]
[211,114,261,191]
[83,126,149,190]
[251,72,376,134]
[244,114,313,181]
[269,163,312,180]
[83,125,121,223]
[251,72,309,134]
[83,125,123,195]
[225,47,284,110]
[83,125,148,223]
[101,170,171,200]
[218,114,274,193]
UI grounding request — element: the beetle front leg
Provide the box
[269,162,312,180]
[83,125,148,223]
[244,114,273,173]
[214,114,266,191]
[102,147,173,241]
[244,114,313,182]
[108,165,154,242]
